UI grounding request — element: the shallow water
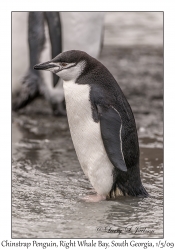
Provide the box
[12,111,163,239]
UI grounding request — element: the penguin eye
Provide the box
[60,62,68,67]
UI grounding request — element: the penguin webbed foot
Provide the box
[81,194,106,202]
[12,70,41,111]
[51,99,67,116]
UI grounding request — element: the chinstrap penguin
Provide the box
[34,50,148,202]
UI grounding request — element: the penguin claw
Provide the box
[81,194,106,203]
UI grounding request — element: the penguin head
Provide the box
[34,50,89,81]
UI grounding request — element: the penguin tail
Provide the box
[127,184,149,198]
[109,169,149,198]
[109,183,148,199]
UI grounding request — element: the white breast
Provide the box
[63,81,114,195]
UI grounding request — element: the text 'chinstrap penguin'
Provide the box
[34,50,148,202]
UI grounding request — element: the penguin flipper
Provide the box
[97,105,127,172]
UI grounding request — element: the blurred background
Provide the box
[12,12,163,239]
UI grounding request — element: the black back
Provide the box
[51,50,148,197]
[74,52,148,197]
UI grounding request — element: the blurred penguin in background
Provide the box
[12,12,104,115]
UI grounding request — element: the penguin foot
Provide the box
[51,99,67,116]
[81,194,106,202]
[12,71,41,111]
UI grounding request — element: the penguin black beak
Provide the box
[34,61,58,70]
